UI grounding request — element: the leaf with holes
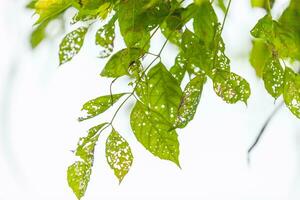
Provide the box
[76,123,107,163]
[283,67,300,118]
[170,53,187,84]
[106,129,133,183]
[67,161,92,200]
[95,15,116,58]
[130,102,180,166]
[175,74,206,128]
[59,27,88,65]
[79,93,126,121]
[263,57,284,99]
[136,62,182,124]
[100,48,143,78]
[213,71,251,104]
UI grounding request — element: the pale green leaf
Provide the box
[67,161,92,200]
[59,27,88,65]
[262,57,284,98]
[95,16,116,58]
[79,93,126,121]
[106,129,133,183]
[76,123,107,163]
[283,68,300,118]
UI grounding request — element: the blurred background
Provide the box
[1,0,300,199]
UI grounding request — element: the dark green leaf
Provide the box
[59,27,88,65]
[130,102,180,166]
[100,48,143,78]
[175,74,206,128]
[283,68,300,118]
[262,57,284,98]
[79,93,126,121]
[106,129,133,183]
[213,71,251,104]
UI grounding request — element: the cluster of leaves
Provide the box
[28,0,300,199]
[250,0,300,118]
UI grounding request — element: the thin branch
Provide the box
[247,101,284,164]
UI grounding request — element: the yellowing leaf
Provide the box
[106,129,133,183]
[67,161,92,200]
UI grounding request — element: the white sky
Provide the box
[1,0,300,199]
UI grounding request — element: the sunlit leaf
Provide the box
[283,67,300,118]
[67,161,92,200]
[76,123,107,163]
[34,0,72,24]
[106,129,133,183]
[79,93,126,121]
[136,62,182,123]
[130,102,180,166]
[59,26,88,65]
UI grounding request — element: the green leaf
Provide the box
[251,14,299,59]
[30,20,49,48]
[136,62,182,123]
[213,71,251,104]
[193,1,218,46]
[130,102,180,166]
[59,27,88,65]
[34,0,73,24]
[170,53,187,84]
[67,161,92,200]
[251,0,274,9]
[100,48,143,78]
[76,123,107,163]
[118,0,150,50]
[95,15,116,58]
[106,129,133,183]
[262,57,284,98]
[283,68,300,118]
[79,93,126,121]
[279,0,300,60]
[249,40,271,77]
[175,74,206,128]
